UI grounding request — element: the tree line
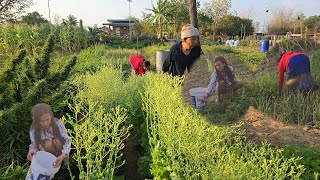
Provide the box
[1,0,320,40]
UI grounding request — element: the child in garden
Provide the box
[27,103,71,168]
[204,56,243,103]
[130,54,151,76]
[278,51,318,95]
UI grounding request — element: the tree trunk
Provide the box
[188,0,200,46]
[160,18,163,39]
[188,0,198,28]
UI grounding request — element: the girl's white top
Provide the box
[207,65,234,95]
[29,119,71,155]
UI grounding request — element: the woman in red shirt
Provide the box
[278,51,318,94]
[130,55,151,76]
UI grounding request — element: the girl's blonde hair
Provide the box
[30,103,65,149]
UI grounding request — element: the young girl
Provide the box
[27,103,71,167]
[204,56,243,103]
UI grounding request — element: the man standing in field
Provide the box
[278,51,318,95]
[130,55,151,77]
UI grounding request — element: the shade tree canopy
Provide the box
[0,0,33,23]
[20,11,48,25]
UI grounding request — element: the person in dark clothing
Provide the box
[278,51,318,95]
[162,24,202,77]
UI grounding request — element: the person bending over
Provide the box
[130,54,151,76]
[278,51,318,95]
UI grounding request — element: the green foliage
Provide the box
[304,15,320,33]
[35,34,54,80]
[71,66,144,124]
[0,49,26,83]
[140,0,189,39]
[247,47,320,124]
[140,44,171,66]
[0,23,98,59]
[0,162,27,180]
[234,47,266,70]
[20,11,49,26]
[0,0,33,23]
[269,38,318,55]
[201,0,232,35]
[72,45,135,75]
[0,49,26,109]
[101,34,159,49]
[203,92,250,123]
[47,56,77,88]
[1,40,319,179]
[201,39,220,46]
[141,73,304,179]
[200,46,265,70]
[215,15,254,37]
[0,33,79,167]
[198,11,214,36]
[64,104,130,179]
[146,0,173,38]
[283,145,320,180]
[240,40,260,47]
[64,65,146,178]
[0,79,48,166]
[61,14,78,27]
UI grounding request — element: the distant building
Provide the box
[102,19,134,37]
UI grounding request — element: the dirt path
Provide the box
[117,129,145,180]
[237,106,320,148]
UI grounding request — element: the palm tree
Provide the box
[146,0,172,39]
[62,14,78,27]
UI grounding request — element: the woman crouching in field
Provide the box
[27,103,71,167]
[204,56,243,103]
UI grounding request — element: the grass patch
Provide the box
[283,144,320,180]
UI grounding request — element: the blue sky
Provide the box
[27,0,320,28]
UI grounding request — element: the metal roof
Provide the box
[102,23,135,26]
[103,19,135,26]
[106,19,132,23]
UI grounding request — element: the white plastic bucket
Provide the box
[25,151,60,180]
[189,87,207,110]
[156,50,169,72]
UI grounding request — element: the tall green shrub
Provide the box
[0,49,26,109]
[35,34,54,80]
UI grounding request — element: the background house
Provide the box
[102,19,134,37]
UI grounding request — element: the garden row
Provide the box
[1,32,319,178]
